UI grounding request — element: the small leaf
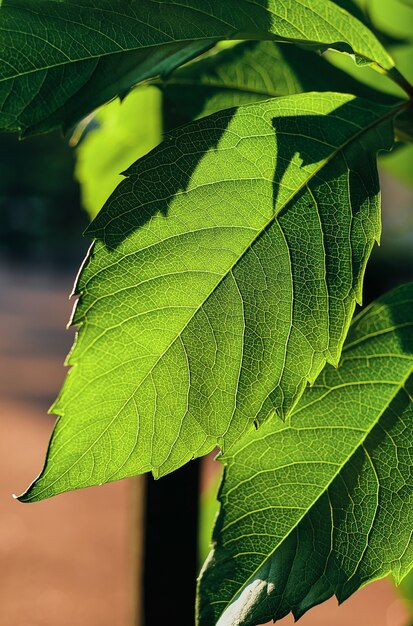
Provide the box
[75,86,162,219]
[0,0,394,135]
[198,282,413,626]
[18,93,397,501]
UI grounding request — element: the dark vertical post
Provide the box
[141,93,201,626]
[143,461,201,625]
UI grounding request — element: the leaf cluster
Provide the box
[1,1,413,624]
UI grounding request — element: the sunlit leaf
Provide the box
[75,86,162,219]
[75,40,399,221]
[18,92,396,501]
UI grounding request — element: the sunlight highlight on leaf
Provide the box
[18,93,396,501]
[0,0,394,135]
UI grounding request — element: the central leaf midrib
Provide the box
[219,363,413,615]
[87,100,401,416]
[33,100,401,501]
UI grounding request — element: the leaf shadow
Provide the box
[86,98,385,255]
[85,100,236,248]
[271,103,384,259]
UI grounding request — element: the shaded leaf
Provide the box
[199,282,413,626]
[18,92,397,501]
[161,40,398,122]
[393,107,413,143]
[75,40,399,222]
[0,0,395,135]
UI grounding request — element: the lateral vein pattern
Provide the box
[19,93,394,501]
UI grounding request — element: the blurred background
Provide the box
[1,1,413,623]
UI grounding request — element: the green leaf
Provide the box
[198,282,413,626]
[75,40,397,222]
[333,0,366,22]
[393,107,413,143]
[75,85,162,219]
[327,0,413,98]
[18,92,397,502]
[366,0,413,88]
[161,40,398,122]
[0,0,395,135]
[333,0,411,47]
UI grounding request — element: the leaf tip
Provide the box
[13,487,33,504]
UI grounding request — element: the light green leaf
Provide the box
[75,86,162,219]
[333,0,410,47]
[327,0,413,98]
[18,93,398,502]
[198,282,413,626]
[0,0,395,135]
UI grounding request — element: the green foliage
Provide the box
[75,86,162,218]
[76,39,399,221]
[0,0,396,135]
[2,0,413,624]
[18,93,396,501]
[199,282,413,626]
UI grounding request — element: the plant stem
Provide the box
[386,67,413,100]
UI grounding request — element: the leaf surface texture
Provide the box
[199,282,413,626]
[0,0,394,134]
[20,93,395,501]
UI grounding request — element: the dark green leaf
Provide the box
[199,282,413,626]
[161,40,398,122]
[0,0,394,135]
[393,107,413,143]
